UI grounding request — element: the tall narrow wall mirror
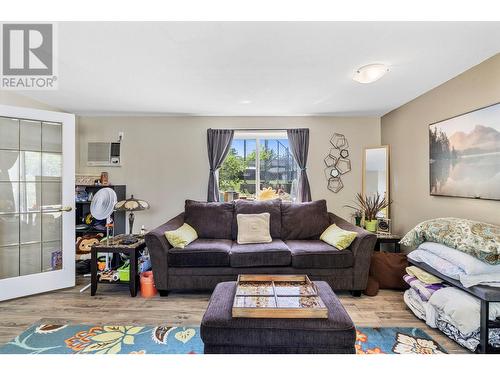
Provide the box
[362,145,390,218]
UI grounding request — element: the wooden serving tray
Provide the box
[232,275,328,319]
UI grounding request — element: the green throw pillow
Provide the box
[320,224,357,250]
[165,223,198,249]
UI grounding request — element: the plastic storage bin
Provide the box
[118,262,130,282]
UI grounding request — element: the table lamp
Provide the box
[114,195,150,238]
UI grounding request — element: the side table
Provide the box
[375,234,402,253]
[91,235,146,297]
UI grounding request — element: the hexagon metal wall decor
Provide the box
[330,168,340,178]
[323,154,337,168]
[328,147,340,159]
[336,158,351,175]
[324,165,341,180]
[330,133,349,150]
[327,177,344,193]
[324,133,351,193]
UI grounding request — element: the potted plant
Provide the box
[345,193,391,232]
[346,208,363,227]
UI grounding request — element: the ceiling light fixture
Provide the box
[239,99,252,104]
[353,63,389,84]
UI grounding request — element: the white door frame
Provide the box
[0,104,75,301]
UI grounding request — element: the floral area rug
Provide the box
[0,323,446,354]
[356,327,447,354]
[0,324,203,354]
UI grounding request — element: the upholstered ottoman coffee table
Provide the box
[200,281,356,354]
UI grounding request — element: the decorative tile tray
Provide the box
[232,275,328,319]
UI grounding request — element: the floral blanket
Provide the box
[400,218,500,265]
[436,317,500,352]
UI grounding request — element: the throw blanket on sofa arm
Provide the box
[400,218,500,265]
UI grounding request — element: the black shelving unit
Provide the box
[75,185,126,236]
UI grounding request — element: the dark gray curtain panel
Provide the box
[207,129,234,202]
[287,128,312,202]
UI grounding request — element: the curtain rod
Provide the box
[209,128,307,132]
[210,128,306,132]
[233,128,288,132]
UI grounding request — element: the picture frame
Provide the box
[376,218,392,235]
[429,102,500,201]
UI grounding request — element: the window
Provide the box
[219,131,298,201]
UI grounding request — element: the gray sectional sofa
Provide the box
[145,199,376,296]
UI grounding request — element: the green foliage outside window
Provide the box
[219,148,248,192]
[246,146,275,163]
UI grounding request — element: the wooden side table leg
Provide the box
[479,300,489,353]
[129,250,138,297]
[91,249,97,296]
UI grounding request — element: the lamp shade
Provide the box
[114,195,150,212]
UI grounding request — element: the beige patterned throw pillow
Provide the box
[237,213,272,244]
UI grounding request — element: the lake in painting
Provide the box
[429,103,500,200]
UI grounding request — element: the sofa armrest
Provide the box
[145,213,184,291]
[328,213,377,291]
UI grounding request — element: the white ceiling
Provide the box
[18,22,500,116]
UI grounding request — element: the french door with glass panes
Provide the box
[0,105,75,301]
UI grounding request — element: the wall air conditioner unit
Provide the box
[87,142,121,166]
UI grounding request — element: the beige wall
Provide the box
[0,91,59,111]
[6,50,500,239]
[381,53,500,236]
[77,116,380,231]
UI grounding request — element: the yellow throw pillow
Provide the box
[320,224,357,250]
[165,223,198,249]
[237,213,272,244]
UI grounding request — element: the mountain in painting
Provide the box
[448,124,500,153]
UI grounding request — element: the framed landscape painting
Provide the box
[429,102,500,200]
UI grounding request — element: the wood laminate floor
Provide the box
[0,277,468,353]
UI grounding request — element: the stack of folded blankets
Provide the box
[403,265,500,351]
[400,218,500,352]
[403,266,445,320]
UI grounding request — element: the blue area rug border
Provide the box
[0,323,447,354]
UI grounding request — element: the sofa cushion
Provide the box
[281,200,330,240]
[167,239,232,267]
[232,199,281,239]
[184,200,234,239]
[230,239,291,268]
[287,240,354,269]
